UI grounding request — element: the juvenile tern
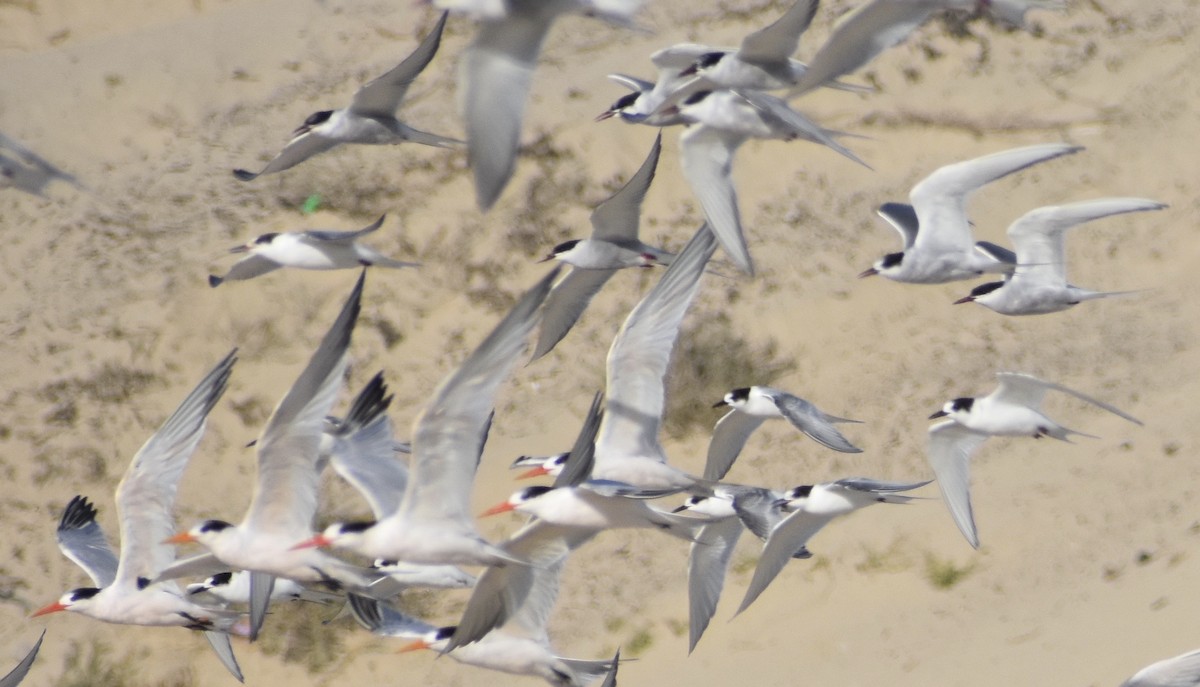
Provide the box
[460,0,645,210]
[736,478,930,613]
[672,89,866,275]
[591,224,717,492]
[33,350,246,680]
[531,134,671,361]
[0,130,83,196]
[209,215,419,287]
[292,268,560,566]
[233,12,458,181]
[928,372,1142,548]
[350,595,614,687]
[1121,648,1200,687]
[0,631,42,687]
[164,274,382,640]
[708,385,862,481]
[859,143,1081,283]
[787,0,1066,97]
[954,197,1167,315]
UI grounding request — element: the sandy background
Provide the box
[0,0,1197,685]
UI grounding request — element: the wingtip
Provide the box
[231,168,257,182]
[208,274,223,288]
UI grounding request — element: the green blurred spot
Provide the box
[301,194,321,215]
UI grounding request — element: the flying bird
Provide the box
[209,215,420,287]
[33,351,246,681]
[954,197,1166,315]
[859,143,1081,283]
[532,134,672,361]
[708,385,862,481]
[735,478,930,614]
[928,372,1142,548]
[233,12,459,181]
[163,274,382,640]
[0,130,84,196]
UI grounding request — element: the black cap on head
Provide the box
[551,239,580,254]
[254,232,280,245]
[303,110,334,127]
[199,519,233,533]
[950,397,975,413]
[881,252,904,269]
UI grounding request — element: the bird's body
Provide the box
[860,144,1082,283]
[211,215,419,286]
[296,269,560,567]
[956,197,1166,315]
[708,385,861,480]
[736,478,929,613]
[928,372,1143,548]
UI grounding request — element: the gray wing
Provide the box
[350,13,448,116]
[447,521,594,650]
[788,0,939,96]
[0,631,44,687]
[594,226,718,466]
[461,8,556,210]
[736,509,836,615]
[1123,648,1200,687]
[302,215,387,245]
[687,515,743,653]
[730,487,785,541]
[530,267,616,362]
[154,551,227,583]
[212,254,282,286]
[774,394,862,453]
[989,371,1054,410]
[553,392,605,489]
[114,350,236,586]
[402,269,558,528]
[0,131,81,191]
[347,594,435,638]
[927,420,990,550]
[590,133,661,242]
[243,274,362,538]
[738,0,818,64]
[232,130,342,180]
[679,126,752,275]
[832,477,931,493]
[995,372,1143,426]
[607,73,654,92]
[329,374,408,519]
[737,90,868,167]
[876,202,919,249]
[202,631,244,683]
[1006,197,1165,290]
[598,649,620,687]
[705,410,766,481]
[56,495,119,588]
[910,143,1083,255]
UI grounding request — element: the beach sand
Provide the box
[0,0,1197,685]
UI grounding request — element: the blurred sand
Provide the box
[0,0,1197,685]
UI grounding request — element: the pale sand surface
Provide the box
[0,1,1197,685]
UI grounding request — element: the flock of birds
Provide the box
[1,0,1190,685]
